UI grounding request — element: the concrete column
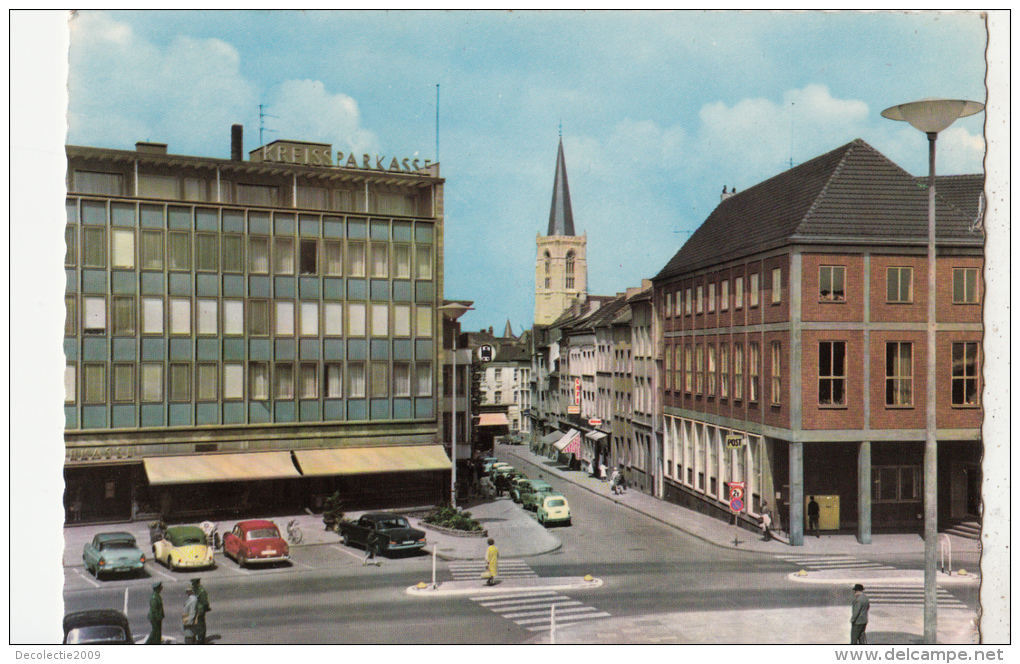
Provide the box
[857,440,872,544]
[788,441,804,546]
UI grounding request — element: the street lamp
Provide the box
[437,302,474,508]
[882,98,983,644]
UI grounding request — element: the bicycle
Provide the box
[286,519,304,544]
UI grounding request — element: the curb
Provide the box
[405,576,603,597]
[786,571,981,586]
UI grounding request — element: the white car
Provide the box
[537,493,571,526]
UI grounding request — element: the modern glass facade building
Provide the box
[63,135,451,523]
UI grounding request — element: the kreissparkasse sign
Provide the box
[250,139,433,173]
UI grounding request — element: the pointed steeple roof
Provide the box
[547,138,576,236]
[502,319,515,339]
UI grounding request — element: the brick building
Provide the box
[653,139,983,545]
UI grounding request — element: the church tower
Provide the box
[535,137,587,325]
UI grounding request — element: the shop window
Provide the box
[872,465,920,502]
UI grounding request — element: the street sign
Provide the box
[478,345,493,362]
[728,482,745,513]
[726,434,744,449]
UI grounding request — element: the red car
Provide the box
[223,520,290,567]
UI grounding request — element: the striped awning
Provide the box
[553,429,581,454]
[143,452,300,486]
[478,412,510,427]
[293,445,451,477]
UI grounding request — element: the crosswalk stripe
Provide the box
[471,590,560,601]
[501,602,585,618]
[521,612,613,629]
[477,595,576,608]
[513,609,606,625]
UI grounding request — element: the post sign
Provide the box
[726,434,744,449]
[728,482,745,513]
[478,345,493,362]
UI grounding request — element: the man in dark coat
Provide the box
[850,583,870,644]
[145,582,164,644]
[191,578,210,644]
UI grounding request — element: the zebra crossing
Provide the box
[448,559,610,632]
[775,554,896,572]
[864,585,969,609]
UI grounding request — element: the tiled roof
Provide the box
[656,139,983,280]
[919,174,985,221]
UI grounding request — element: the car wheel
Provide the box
[168,556,176,572]
[238,552,247,568]
[341,532,350,546]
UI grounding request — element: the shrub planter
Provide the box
[418,522,488,538]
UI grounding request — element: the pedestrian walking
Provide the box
[610,468,622,494]
[850,583,870,644]
[363,531,382,566]
[760,500,774,541]
[599,460,608,480]
[482,538,499,586]
[191,578,210,644]
[145,582,164,644]
[182,587,198,644]
[808,496,820,538]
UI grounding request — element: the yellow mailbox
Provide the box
[806,495,840,531]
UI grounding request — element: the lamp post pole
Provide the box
[438,302,474,508]
[882,98,983,644]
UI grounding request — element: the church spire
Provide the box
[547,137,576,236]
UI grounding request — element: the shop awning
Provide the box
[587,431,608,441]
[143,452,300,486]
[540,431,563,445]
[293,445,451,477]
[478,413,510,427]
[553,429,581,455]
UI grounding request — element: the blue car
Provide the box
[82,532,146,579]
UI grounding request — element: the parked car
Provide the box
[152,525,214,571]
[338,513,427,556]
[521,481,557,511]
[490,462,514,477]
[223,519,290,567]
[82,532,146,579]
[514,479,553,506]
[536,493,571,526]
[480,457,500,475]
[63,610,133,644]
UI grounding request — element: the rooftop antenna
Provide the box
[259,104,279,146]
[435,84,440,164]
[789,101,795,169]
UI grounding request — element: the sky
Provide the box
[57,9,993,335]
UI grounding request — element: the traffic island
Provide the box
[406,575,603,597]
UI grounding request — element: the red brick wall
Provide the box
[762,255,790,324]
[871,255,927,324]
[869,329,927,430]
[801,253,865,323]
[800,330,866,430]
[937,330,983,429]
[937,257,983,324]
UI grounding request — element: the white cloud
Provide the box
[267,79,378,156]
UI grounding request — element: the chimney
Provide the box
[721,185,737,202]
[135,142,167,155]
[231,124,243,161]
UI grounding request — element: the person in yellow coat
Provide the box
[483,538,499,586]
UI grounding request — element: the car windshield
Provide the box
[101,541,136,551]
[65,625,127,644]
[246,528,280,540]
[379,518,409,529]
[547,499,566,507]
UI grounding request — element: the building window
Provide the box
[347,241,366,277]
[241,299,266,336]
[887,267,913,303]
[393,362,411,397]
[112,296,135,336]
[770,341,781,405]
[170,298,191,335]
[708,283,716,312]
[194,233,217,272]
[720,279,729,311]
[300,239,318,275]
[543,251,551,288]
[347,362,366,398]
[274,237,295,275]
[771,267,782,304]
[719,343,729,399]
[565,251,575,290]
[65,296,77,336]
[416,245,433,279]
[696,285,703,314]
[296,186,328,210]
[82,227,106,268]
[325,363,343,398]
[953,268,979,304]
[300,302,319,336]
[275,301,294,336]
[733,345,743,400]
[65,225,77,266]
[749,342,760,402]
[494,390,502,404]
[223,300,244,336]
[348,302,366,336]
[321,302,342,336]
[139,298,162,335]
[415,307,432,337]
[275,363,294,399]
[684,345,693,393]
[393,305,411,337]
[237,183,277,206]
[818,341,847,406]
[83,296,107,335]
[141,363,163,402]
[707,345,716,395]
[197,299,217,335]
[416,362,433,396]
[73,170,123,196]
[112,364,133,403]
[324,240,343,276]
[872,465,920,502]
[197,364,218,401]
[952,342,980,406]
[223,364,244,400]
[137,174,178,198]
[735,277,743,310]
[885,342,913,406]
[695,345,704,395]
[371,304,389,337]
[167,232,190,271]
[664,344,673,391]
[749,273,759,307]
[140,230,163,270]
[170,363,191,402]
[300,363,319,399]
[222,234,244,273]
[183,178,207,201]
[83,364,105,403]
[370,243,389,278]
[819,265,846,302]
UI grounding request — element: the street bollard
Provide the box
[550,603,556,644]
[432,544,438,588]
